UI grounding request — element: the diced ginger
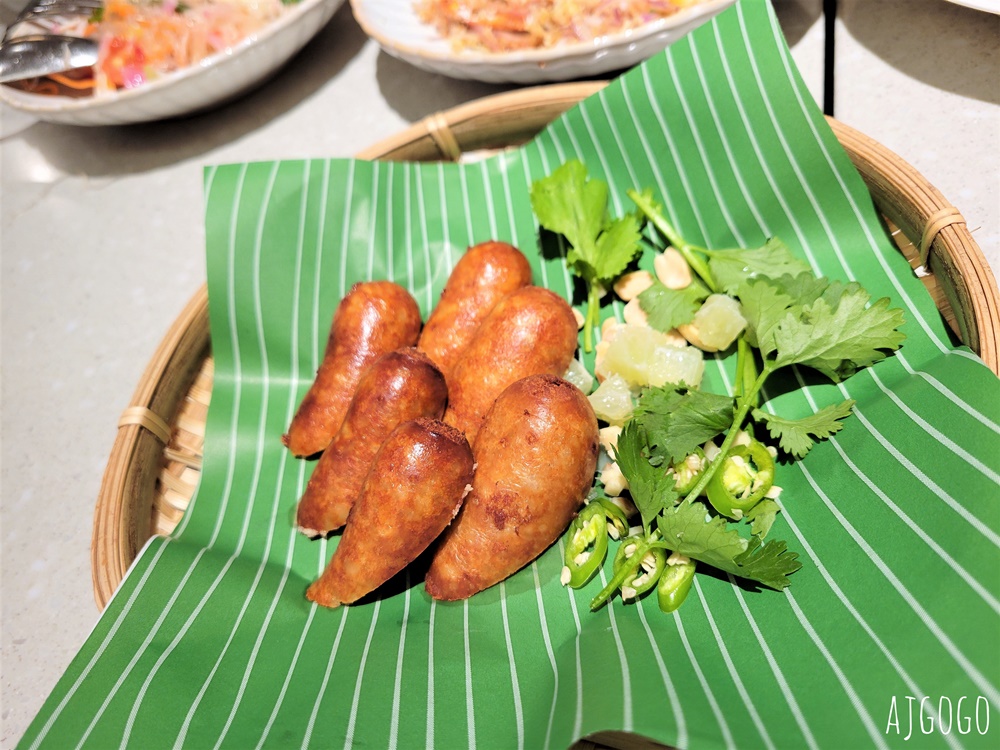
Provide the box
[601,461,629,497]
[588,374,633,426]
[596,325,704,388]
[681,294,747,352]
[703,440,721,462]
[599,425,622,455]
[733,430,752,447]
[562,358,594,395]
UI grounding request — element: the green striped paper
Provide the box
[18,1,1000,748]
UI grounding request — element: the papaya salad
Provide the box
[415,0,713,53]
[8,0,291,97]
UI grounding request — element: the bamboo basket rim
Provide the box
[91,81,1000,611]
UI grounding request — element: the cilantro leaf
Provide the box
[530,159,642,282]
[707,237,811,294]
[736,276,795,355]
[746,498,780,538]
[657,501,749,572]
[633,386,734,465]
[773,291,906,381]
[530,160,606,266]
[613,420,678,534]
[733,536,802,589]
[530,159,644,351]
[753,399,856,458]
[637,279,710,333]
[763,272,842,307]
[738,275,906,381]
[657,501,801,589]
[593,211,644,281]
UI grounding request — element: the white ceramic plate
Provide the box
[0,0,345,126]
[350,0,737,84]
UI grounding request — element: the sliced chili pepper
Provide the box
[657,558,697,613]
[613,537,667,602]
[667,447,707,495]
[595,497,630,539]
[706,437,775,519]
[562,503,608,588]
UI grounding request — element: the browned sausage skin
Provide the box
[426,375,599,601]
[443,285,578,445]
[283,281,422,458]
[296,347,448,537]
[307,419,474,609]
[417,240,532,379]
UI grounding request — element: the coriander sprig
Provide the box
[530,160,643,352]
[533,163,908,615]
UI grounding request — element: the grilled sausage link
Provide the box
[296,348,448,536]
[443,285,578,445]
[283,281,422,457]
[307,419,474,608]
[425,375,599,601]
[418,240,532,379]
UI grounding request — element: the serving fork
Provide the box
[0,0,102,84]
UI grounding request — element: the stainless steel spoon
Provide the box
[0,0,102,83]
[0,34,98,82]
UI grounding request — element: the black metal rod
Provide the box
[823,0,837,116]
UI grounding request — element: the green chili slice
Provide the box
[563,504,608,588]
[706,438,775,519]
[595,497,631,539]
[613,537,667,602]
[657,558,697,613]
[668,447,707,495]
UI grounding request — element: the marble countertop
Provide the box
[1,0,997,746]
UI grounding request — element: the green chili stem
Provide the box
[680,366,772,506]
[590,534,659,610]
[628,189,717,292]
[583,282,601,353]
[736,337,759,408]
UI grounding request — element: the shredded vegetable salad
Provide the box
[10,0,290,97]
[415,0,711,53]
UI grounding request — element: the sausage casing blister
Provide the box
[418,240,532,379]
[296,347,448,536]
[307,418,474,608]
[425,374,599,601]
[443,285,578,445]
[283,280,422,457]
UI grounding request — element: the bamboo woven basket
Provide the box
[91,81,1000,611]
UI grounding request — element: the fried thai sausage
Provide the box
[417,241,532,379]
[307,418,474,608]
[443,286,578,445]
[425,375,599,601]
[283,281,422,457]
[296,348,448,536]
